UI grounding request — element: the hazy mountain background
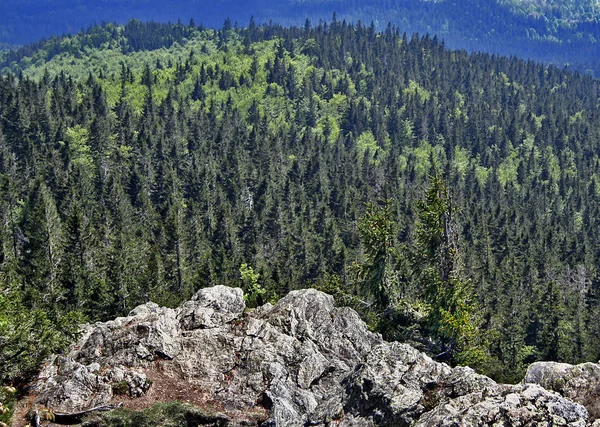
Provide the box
[2,0,600,75]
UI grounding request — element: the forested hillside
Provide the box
[3,0,600,75]
[2,20,600,388]
[261,0,600,76]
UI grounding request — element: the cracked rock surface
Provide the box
[524,361,600,423]
[33,286,590,425]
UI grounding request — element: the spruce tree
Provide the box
[412,165,487,367]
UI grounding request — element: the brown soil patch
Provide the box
[114,361,220,412]
[11,392,37,427]
[12,360,268,426]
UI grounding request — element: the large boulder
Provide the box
[524,361,600,421]
[416,383,587,426]
[178,285,246,330]
[31,286,590,426]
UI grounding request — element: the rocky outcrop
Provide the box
[524,361,600,422]
[32,286,590,426]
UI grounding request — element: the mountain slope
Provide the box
[2,20,600,385]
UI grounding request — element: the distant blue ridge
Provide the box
[2,0,600,75]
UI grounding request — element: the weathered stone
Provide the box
[34,356,153,413]
[178,285,245,330]
[30,286,592,426]
[415,383,587,427]
[127,301,161,317]
[34,356,112,413]
[524,360,600,421]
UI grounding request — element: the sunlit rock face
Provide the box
[34,286,589,426]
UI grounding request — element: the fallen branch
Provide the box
[29,403,122,426]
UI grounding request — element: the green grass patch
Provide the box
[82,401,229,427]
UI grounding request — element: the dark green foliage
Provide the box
[412,170,485,364]
[354,200,396,310]
[413,167,456,286]
[0,279,84,383]
[3,0,600,75]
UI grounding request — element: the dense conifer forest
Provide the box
[2,19,600,390]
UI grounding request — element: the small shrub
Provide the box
[240,263,266,308]
[111,381,130,396]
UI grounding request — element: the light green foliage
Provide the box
[412,140,434,179]
[522,134,535,152]
[397,154,408,174]
[316,93,346,143]
[569,111,584,124]
[498,72,510,87]
[356,130,379,163]
[404,80,431,103]
[453,90,467,120]
[240,263,266,308]
[65,125,93,170]
[436,277,488,368]
[357,65,375,97]
[560,147,577,180]
[573,210,584,231]
[316,116,341,144]
[532,113,545,131]
[452,146,470,179]
[543,146,561,193]
[497,148,520,188]
[475,165,490,187]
